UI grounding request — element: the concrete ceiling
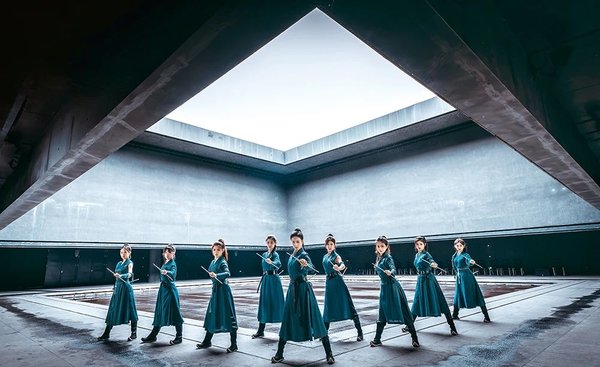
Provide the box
[1,0,599,230]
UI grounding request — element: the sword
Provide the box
[328,259,344,276]
[471,261,484,269]
[106,267,128,283]
[420,258,448,274]
[286,252,319,273]
[256,252,280,270]
[201,265,223,284]
[152,263,174,281]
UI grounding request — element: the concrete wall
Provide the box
[0,145,288,244]
[286,124,600,243]
[0,124,598,247]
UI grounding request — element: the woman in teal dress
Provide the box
[252,234,284,339]
[97,244,138,341]
[196,239,239,353]
[141,244,184,345]
[272,228,334,364]
[370,236,419,348]
[403,236,457,335]
[452,238,491,322]
[322,233,363,341]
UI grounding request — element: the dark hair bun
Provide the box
[294,228,302,232]
[218,238,225,245]
[327,233,334,237]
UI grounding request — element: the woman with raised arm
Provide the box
[271,228,335,364]
[404,236,457,335]
[322,233,363,341]
[252,234,284,339]
[97,244,138,341]
[196,239,239,353]
[370,235,419,348]
[141,244,184,345]
[452,238,490,322]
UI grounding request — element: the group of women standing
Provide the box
[97,231,491,365]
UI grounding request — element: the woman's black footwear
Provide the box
[451,329,458,336]
[356,333,363,341]
[370,340,382,347]
[412,339,420,348]
[169,336,182,345]
[401,326,409,333]
[196,341,211,349]
[226,344,238,353]
[127,331,137,341]
[483,317,491,323]
[327,355,335,364]
[251,332,264,339]
[271,355,284,363]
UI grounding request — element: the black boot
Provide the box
[97,324,112,341]
[321,335,335,364]
[353,315,363,341]
[128,320,137,341]
[445,313,458,335]
[452,306,460,320]
[271,339,286,363]
[370,322,385,347]
[227,329,238,353]
[406,323,420,348]
[141,326,160,343]
[196,331,213,349]
[170,324,183,345]
[402,315,416,333]
[252,323,266,339]
[481,306,491,323]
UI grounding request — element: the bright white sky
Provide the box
[165,9,435,151]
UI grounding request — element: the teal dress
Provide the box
[322,251,358,322]
[203,256,238,333]
[279,249,328,342]
[105,258,138,325]
[452,252,486,308]
[152,259,184,327]
[411,251,450,317]
[375,254,413,325]
[257,251,284,323]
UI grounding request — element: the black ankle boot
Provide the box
[227,330,238,352]
[370,322,385,347]
[452,306,460,320]
[141,326,160,343]
[353,315,363,341]
[445,313,458,335]
[271,339,286,363]
[321,336,335,364]
[196,331,213,349]
[170,324,183,345]
[97,324,112,341]
[481,306,491,323]
[128,320,137,341]
[252,323,265,339]
[407,323,420,348]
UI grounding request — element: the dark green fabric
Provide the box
[105,258,138,325]
[452,252,486,308]
[257,251,284,323]
[411,251,451,317]
[375,254,413,325]
[203,256,238,333]
[322,251,358,322]
[152,259,184,327]
[279,249,327,342]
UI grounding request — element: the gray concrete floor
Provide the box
[1,276,599,366]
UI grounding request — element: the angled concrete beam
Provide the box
[323,0,600,210]
[0,1,318,229]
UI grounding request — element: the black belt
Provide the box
[290,276,307,284]
[263,270,276,275]
[326,273,338,279]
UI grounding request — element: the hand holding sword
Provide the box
[286,252,319,273]
[256,253,280,270]
[201,265,223,284]
[106,267,128,283]
[328,259,344,276]
[153,263,174,281]
[421,258,448,274]
[469,260,484,269]
[372,262,393,277]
